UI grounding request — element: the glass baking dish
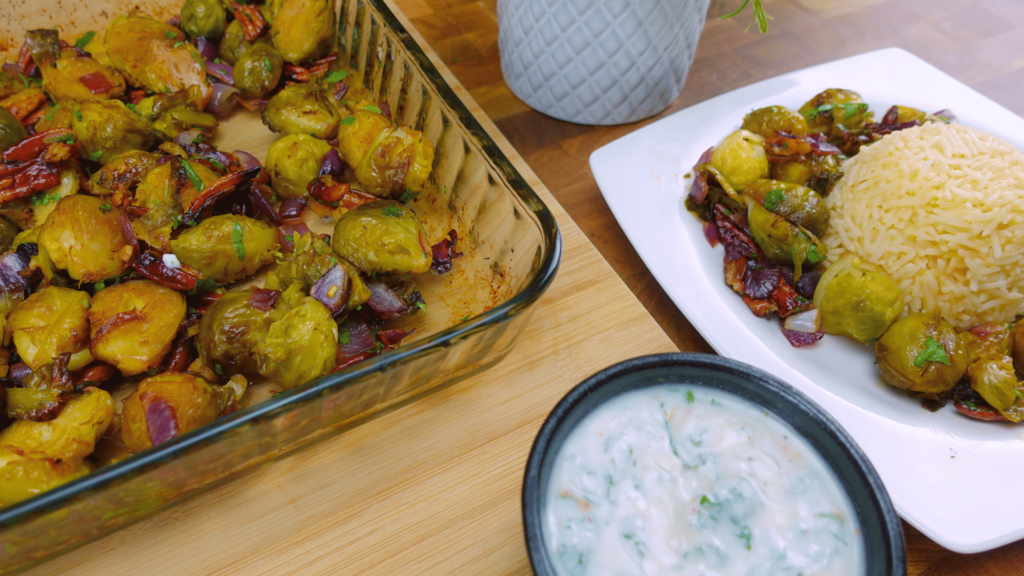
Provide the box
[0,0,561,572]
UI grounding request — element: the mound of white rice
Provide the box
[823,122,1024,330]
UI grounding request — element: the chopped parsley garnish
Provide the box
[262,59,273,73]
[340,116,355,126]
[806,244,825,264]
[181,159,205,191]
[398,189,418,203]
[50,133,76,144]
[214,364,224,375]
[763,189,785,211]
[98,201,112,213]
[733,521,753,550]
[802,103,833,117]
[364,105,382,114]
[93,281,105,293]
[231,221,245,260]
[844,102,868,119]
[460,315,469,322]
[30,192,61,206]
[74,31,96,49]
[89,150,104,161]
[686,390,695,404]
[188,277,220,295]
[126,103,137,112]
[171,214,184,230]
[324,70,348,83]
[339,328,351,345]
[173,41,185,48]
[206,157,225,171]
[74,109,83,122]
[43,104,60,121]
[284,234,294,242]
[164,30,177,39]
[415,301,426,312]
[914,337,951,367]
[381,205,402,217]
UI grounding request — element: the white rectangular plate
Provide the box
[590,47,1024,553]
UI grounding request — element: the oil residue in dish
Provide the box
[544,386,863,575]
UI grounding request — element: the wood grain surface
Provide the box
[393,0,1024,574]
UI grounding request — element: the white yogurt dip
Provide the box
[544,386,863,575]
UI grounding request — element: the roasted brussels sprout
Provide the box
[0,455,89,507]
[29,168,79,229]
[742,179,828,238]
[130,162,180,209]
[181,0,227,40]
[121,373,226,453]
[812,255,903,344]
[234,43,283,99]
[105,14,213,109]
[265,134,332,198]
[771,154,842,196]
[741,105,807,139]
[267,232,370,308]
[961,325,1013,365]
[891,105,940,125]
[874,313,967,398]
[0,71,23,100]
[38,194,132,282]
[355,126,435,198]
[332,200,432,275]
[6,286,92,371]
[5,364,66,421]
[799,88,871,140]
[217,20,253,66]
[0,387,114,461]
[170,158,220,211]
[170,214,280,283]
[89,150,162,197]
[40,55,126,102]
[262,83,340,139]
[71,100,157,165]
[151,105,219,141]
[89,280,186,376]
[966,358,1024,423]
[0,106,29,154]
[265,0,335,64]
[255,286,337,389]
[710,129,769,190]
[197,290,274,375]
[336,108,391,170]
[745,200,826,281]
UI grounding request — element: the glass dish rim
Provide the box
[0,0,562,529]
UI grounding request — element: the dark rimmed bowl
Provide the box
[522,352,905,575]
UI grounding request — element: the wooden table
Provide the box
[24,1,1024,575]
[395,0,1024,574]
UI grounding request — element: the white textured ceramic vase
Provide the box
[497,0,710,126]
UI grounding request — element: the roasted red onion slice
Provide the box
[207,82,239,117]
[247,287,281,311]
[248,183,282,225]
[133,251,199,291]
[232,150,269,184]
[144,396,180,446]
[279,198,307,220]
[430,229,463,275]
[780,318,823,348]
[310,264,350,316]
[192,37,218,61]
[318,148,344,179]
[206,61,235,86]
[79,72,113,95]
[365,279,415,319]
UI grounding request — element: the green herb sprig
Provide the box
[720,0,771,33]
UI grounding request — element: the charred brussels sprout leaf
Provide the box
[332,200,432,275]
[89,280,186,376]
[265,133,332,199]
[171,214,279,283]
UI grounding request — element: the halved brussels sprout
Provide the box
[234,43,283,99]
[40,55,126,102]
[874,313,967,398]
[742,179,828,238]
[266,133,332,199]
[799,88,871,141]
[741,105,807,139]
[105,14,212,109]
[355,126,434,198]
[812,255,903,344]
[0,387,114,461]
[181,0,227,40]
[30,168,79,230]
[217,20,253,66]
[121,373,226,453]
[332,200,432,275]
[170,214,280,283]
[710,129,769,190]
[966,358,1023,422]
[6,286,91,370]
[266,232,370,308]
[255,286,337,389]
[262,83,340,139]
[38,194,132,282]
[89,280,186,376]
[71,100,157,165]
[197,290,274,376]
[89,150,162,197]
[265,0,335,64]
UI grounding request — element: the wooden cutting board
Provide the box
[20,3,677,575]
